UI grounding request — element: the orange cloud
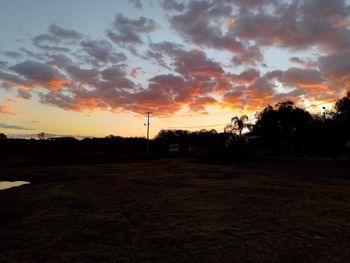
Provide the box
[74,98,107,112]
[0,105,15,115]
[40,79,71,91]
[0,99,17,115]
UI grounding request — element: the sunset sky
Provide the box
[1,0,349,138]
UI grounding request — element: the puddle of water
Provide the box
[0,181,30,190]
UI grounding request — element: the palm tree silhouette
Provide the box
[224,115,252,135]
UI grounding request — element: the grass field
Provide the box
[1,159,350,262]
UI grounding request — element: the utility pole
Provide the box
[323,106,326,122]
[146,112,151,155]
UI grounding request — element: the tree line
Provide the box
[0,93,349,164]
[154,93,350,159]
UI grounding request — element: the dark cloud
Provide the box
[290,57,316,68]
[0,70,26,88]
[173,49,224,77]
[188,96,218,111]
[33,34,58,45]
[0,60,7,68]
[148,41,234,98]
[169,1,240,51]
[232,45,263,65]
[80,40,127,65]
[39,91,83,111]
[0,123,33,130]
[33,34,70,52]
[10,60,69,91]
[223,88,247,109]
[222,65,330,111]
[231,0,350,51]
[123,74,186,114]
[167,0,263,65]
[18,48,45,61]
[129,0,143,9]
[148,41,223,78]
[3,51,22,59]
[100,65,136,90]
[161,0,185,12]
[318,49,350,90]
[228,0,275,9]
[17,88,32,99]
[279,68,324,86]
[107,14,158,46]
[230,68,260,84]
[3,0,350,116]
[318,49,350,80]
[32,24,82,52]
[48,53,112,88]
[11,61,60,83]
[48,24,83,40]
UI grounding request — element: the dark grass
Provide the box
[1,159,350,262]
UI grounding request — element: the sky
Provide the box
[1,0,350,138]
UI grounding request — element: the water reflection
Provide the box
[0,181,30,190]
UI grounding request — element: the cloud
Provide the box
[166,0,265,65]
[18,48,45,61]
[10,60,70,91]
[173,49,224,77]
[0,99,17,115]
[188,96,218,111]
[107,14,158,46]
[161,0,185,12]
[129,0,143,9]
[80,40,127,65]
[33,34,70,52]
[2,0,350,117]
[230,0,350,51]
[0,105,15,115]
[169,1,239,50]
[318,48,350,90]
[222,65,331,111]
[3,51,22,59]
[48,24,83,40]
[46,54,102,87]
[231,68,260,84]
[17,88,32,99]
[0,123,33,130]
[0,69,27,88]
[0,60,7,69]
[32,24,82,52]
[120,74,186,115]
[100,65,136,90]
[130,67,141,77]
[289,57,316,68]
[148,41,223,77]
[266,68,325,87]
[228,0,275,9]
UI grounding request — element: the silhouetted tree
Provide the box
[225,115,252,135]
[331,93,350,160]
[0,133,7,140]
[252,100,314,156]
[253,101,312,140]
[38,132,46,140]
[335,94,350,123]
